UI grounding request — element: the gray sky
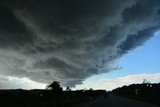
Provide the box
[0,0,160,88]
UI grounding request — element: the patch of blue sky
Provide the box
[85,31,160,82]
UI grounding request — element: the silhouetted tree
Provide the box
[143,79,150,84]
[46,81,63,92]
[89,88,93,91]
[66,86,71,91]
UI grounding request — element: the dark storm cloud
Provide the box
[0,5,34,50]
[118,26,160,54]
[0,0,160,87]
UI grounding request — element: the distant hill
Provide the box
[112,83,160,105]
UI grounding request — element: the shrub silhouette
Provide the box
[46,81,63,92]
[66,86,71,91]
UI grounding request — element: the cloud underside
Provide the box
[0,0,160,87]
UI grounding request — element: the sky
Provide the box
[0,0,160,90]
[74,31,160,90]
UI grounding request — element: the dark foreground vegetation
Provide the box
[0,81,107,107]
[112,83,160,105]
[0,89,107,107]
[1,81,159,107]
